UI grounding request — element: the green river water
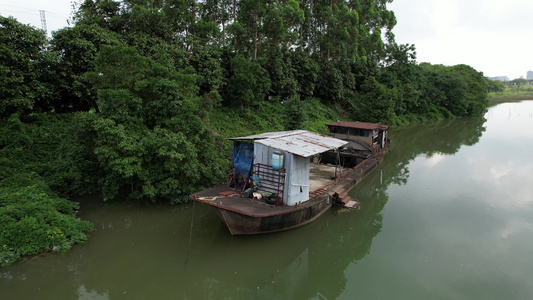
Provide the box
[1,101,533,299]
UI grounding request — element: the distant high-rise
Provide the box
[527,71,533,80]
[489,76,509,81]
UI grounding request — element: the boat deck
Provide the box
[308,163,346,191]
[190,163,354,217]
[190,185,330,217]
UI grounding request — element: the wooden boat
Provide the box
[190,124,390,235]
[190,184,333,235]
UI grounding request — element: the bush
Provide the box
[0,172,93,266]
[0,114,94,266]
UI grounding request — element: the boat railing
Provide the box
[252,163,285,205]
[309,187,329,199]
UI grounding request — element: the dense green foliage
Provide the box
[0,17,53,116]
[0,114,94,265]
[0,1,490,263]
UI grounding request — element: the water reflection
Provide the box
[78,284,109,299]
[341,101,533,299]
[184,205,384,299]
[0,189,386,299]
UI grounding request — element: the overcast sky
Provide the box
[388,0,533,79]
[0,0,73,37]
[2,0,532,80]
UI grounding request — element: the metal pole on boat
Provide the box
[335,148,341,178]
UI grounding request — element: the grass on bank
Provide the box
[488,86,533,107]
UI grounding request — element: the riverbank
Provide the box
[488,86,533,106]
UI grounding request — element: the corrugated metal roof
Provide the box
[228,130,307,141]
[326,121,389,130]
[255,131,348,158]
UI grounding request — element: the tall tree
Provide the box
[73,0,125,32]
[162,0,198,47]
[451,64,488,116]
[50,24,124,112]
[224,54,271,109]
[280,0,305,48]
[231,0,268,59]
[86,45,225,201]
[200,0,232,46]
[0,16,50,117]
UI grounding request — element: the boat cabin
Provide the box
[324,121,390,167]
[228,130,347,206]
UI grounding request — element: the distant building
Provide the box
[527,71,533,80]
[488,76,509,82]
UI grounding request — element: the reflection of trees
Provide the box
[302,179,388,299]
[385,116,486,187]
[183,163,390,299]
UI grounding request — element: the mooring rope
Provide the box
[184,199,196,265]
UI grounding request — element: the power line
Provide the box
[0,3,69,16]
[0,3,72,36]
[0,4,70,21]
[39,10,47,35]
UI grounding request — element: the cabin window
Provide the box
[354,128,371,137]
[329,126,373,137]
[348,128,359,136]
[330,126,349,135]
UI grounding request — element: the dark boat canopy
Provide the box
[326,121,389,131]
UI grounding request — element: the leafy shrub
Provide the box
[0,114,94,266]
[0,172,93,266]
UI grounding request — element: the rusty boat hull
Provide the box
[191,186,332,235]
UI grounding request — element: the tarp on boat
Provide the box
[232,141,254,187]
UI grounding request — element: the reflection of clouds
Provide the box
[485,102,533,140]
[469,158,533,209]
[341,102,533,298]
[499,219,533,239]
[424,153,445,168]
[489,166,508,180]
[77,285,110,300]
